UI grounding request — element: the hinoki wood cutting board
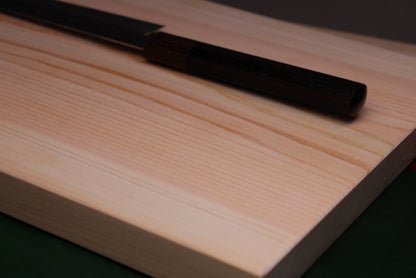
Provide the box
[1,0,416,277]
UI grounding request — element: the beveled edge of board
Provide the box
[265,128,416,277]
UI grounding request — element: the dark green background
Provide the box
[1,165,415,277]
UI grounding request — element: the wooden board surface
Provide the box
[1,1,416,277]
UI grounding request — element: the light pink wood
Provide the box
[1,1,415,277]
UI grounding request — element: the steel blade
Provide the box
[1,0,163,49]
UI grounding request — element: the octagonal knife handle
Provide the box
[144,32,366,117]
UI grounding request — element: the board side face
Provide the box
[0,172,258,278]
[1,0,416,277]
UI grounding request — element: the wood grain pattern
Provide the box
[1,1,416,277]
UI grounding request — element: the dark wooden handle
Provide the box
[144,32,367,117]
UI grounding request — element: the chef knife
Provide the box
[1,0,367,117]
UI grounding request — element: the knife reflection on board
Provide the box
[1,0,367,117]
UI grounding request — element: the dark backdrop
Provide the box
[209,0,416,44]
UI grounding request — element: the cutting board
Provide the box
[1,1,415,277]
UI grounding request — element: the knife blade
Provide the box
[1,0,367,117]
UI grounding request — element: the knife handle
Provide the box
[144,32,366,117]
